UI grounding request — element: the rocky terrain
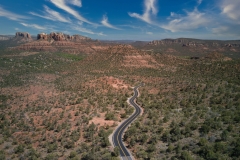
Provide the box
[138,38,240,59]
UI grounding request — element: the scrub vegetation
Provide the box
[0,41,240,160]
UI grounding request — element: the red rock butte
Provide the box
[12,32,107,54]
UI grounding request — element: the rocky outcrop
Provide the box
[71,35,91,42]
[37,33,48,40]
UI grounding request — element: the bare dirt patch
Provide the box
[86,76,129,90]
[89,113,115,128]
[123,55,162,68]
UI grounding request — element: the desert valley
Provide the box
[0,31,239,160]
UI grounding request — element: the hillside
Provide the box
[135,38,240,59]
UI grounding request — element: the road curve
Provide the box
[112,85,142,160]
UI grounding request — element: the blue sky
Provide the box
[0,0,240,40]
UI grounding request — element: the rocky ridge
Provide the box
[148,38,240,47]
[12,32,107,54]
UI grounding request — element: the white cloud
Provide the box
[209,0,240,38]
[20,23,46,30]
[101,15,121,30]
[197,0,202,5]
[170,12,175,17]
[146,32,153,35]
[98,32,106,36]
[0,6,29,21]
[50,0,94,25]
[212,26,228,34]
[72,26,105,36]
[77,21,83,25]
[128,0,158,24]
[161,9,210,32]
[68,0,82,7]
[221,0,240,23]
[212,25,240,38]
[30,5,71,23]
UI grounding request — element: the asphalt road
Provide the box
[112,85,142,160]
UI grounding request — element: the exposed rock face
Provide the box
[37,33,48,40]
[15,32,31,39]
[49,32,66,41]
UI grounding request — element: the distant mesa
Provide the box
[147,38,240,48]
[14,32,33,43]
[15,32,32,39]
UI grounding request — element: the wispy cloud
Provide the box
[72,26,106,36]
[161,8,210,32]
[101,15,121,30]
[212,25,240,38]
[210,0,240,38]
[0,6,29,21]
[128,0,158,24]
[221,0,240,23]
[30,5,71,23]
[197,0,202,5]
[146,32,153,35]
[20,23,46,30]
[50,0,95,25]
[68,0,82,7]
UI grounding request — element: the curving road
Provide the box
[112,85,142,160]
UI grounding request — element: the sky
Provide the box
[0,0,240,40]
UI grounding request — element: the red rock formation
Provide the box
[72,35,91,42]
[11,32,110,54]
[37,33,48,40]
[37,32,91,42]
